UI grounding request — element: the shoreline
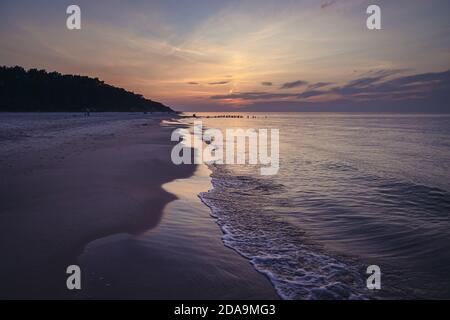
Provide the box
[77,162,278,299]
[0,113,277,299]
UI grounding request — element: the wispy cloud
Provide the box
[210,70,450,105]
[307,82,334,90]
[347,69,409,88]
[187,81,199,85]
[298,90,327,98]
[321,0,338,9]
[209,81,230,85]
[280,80,308,89]
[211,91,297,100]
[261,81,273,86]
[299,70,450,101]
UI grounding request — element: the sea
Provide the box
[180,112,450,300]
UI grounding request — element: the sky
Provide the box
[0,0,449,111]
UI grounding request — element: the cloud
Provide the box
[345,69,409,88]
[209,81,230,85]
[187,81,199,85]
[361,69,410,78]
[280,80,308,89]
[298,70,450,101]
[211,91,297,100]
[209,70,450,109]
[261,81,273,86]
[298,90,327,98]
[307,82,334,90]
[321,0,338,9]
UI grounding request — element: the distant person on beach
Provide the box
[85,107,90,117]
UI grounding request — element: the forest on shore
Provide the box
[0,66,173,112]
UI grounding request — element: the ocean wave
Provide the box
[199,165,372,300]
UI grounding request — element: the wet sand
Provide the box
[77,163,279,299]
[0,113,278,299]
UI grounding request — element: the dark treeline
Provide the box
[0,66,173,112]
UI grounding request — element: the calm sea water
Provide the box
[184,113,450,299]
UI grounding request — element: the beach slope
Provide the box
[0,113,277,299]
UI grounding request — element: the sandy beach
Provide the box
[0,113,278,299]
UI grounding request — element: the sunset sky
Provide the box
[1,0,449,111]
